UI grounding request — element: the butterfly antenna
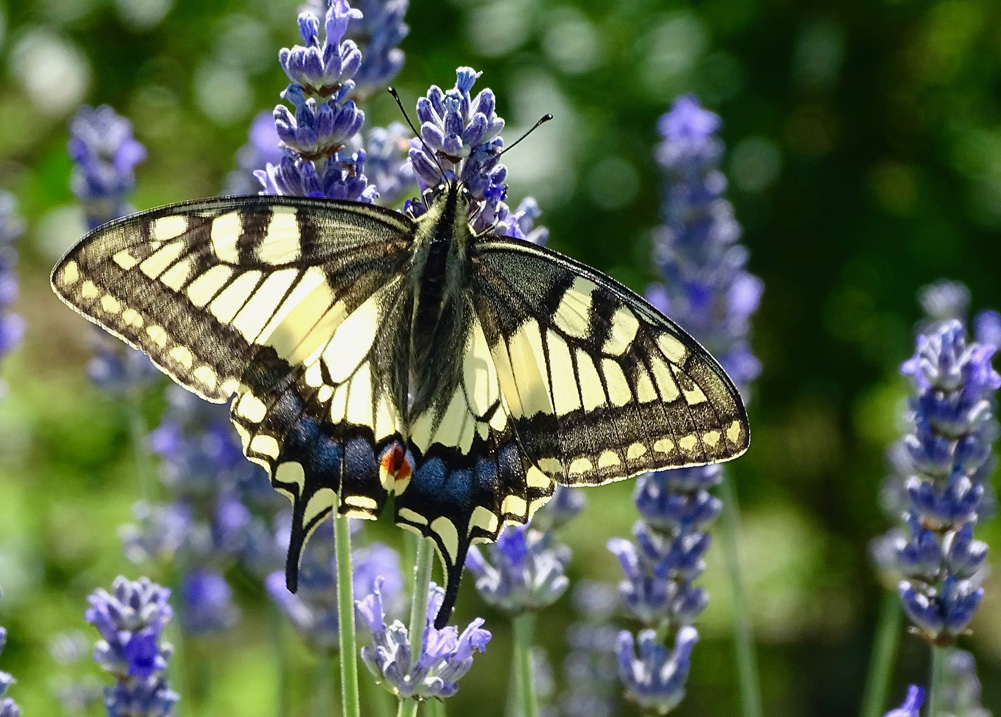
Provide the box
[388,86,450,188]
[499,113,553,156]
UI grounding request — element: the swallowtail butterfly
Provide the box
[52,181,749,627]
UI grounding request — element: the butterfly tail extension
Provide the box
[233,381,394,592]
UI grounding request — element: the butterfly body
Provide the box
[52,183,749,627]
[404,185,474,421]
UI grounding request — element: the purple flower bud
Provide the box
[884,685,924,717]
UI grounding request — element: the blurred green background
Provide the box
[1,0,1001,714]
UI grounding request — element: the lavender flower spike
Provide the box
[357,578,491,700]
[891,318,1000,644]
[68,105,147,230]
[407,67,548,241]
[610,93,761,711]
[258,0,377,203]
[68,105,158,393]
[85,576,179,716]
[279,0,363,97]
[616,626,698,715]
[346,0,410,91]
[884,685,924,717]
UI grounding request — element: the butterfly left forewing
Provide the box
[469,236,749,487]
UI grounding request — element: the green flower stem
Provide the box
[513,613,539,717]
[719,472,763,717]
[859,592,902,717]
[398,536,434,717]
[426,699,447,717]
[335,512,361,717]
[928,645,948,717]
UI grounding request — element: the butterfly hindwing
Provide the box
[394,316,555,628]
[52,196,415,585]
[470,236,749,486]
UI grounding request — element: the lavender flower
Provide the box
[615,626,698,715]
[84,577,179,716]
[0,193,25,383]
[879,316,1000,644]
[257,0,378,203]
[67,105,157,393]
[357,578,491,700]
[267,521,403,653]
[885,685,924,717]
[0,612,21,717]
[68,105,147,230]
[408,67,548,241]
[609,94,761,709]
[466,524,570,615]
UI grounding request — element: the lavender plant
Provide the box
[67,106,160,396]
[251,3,414,714]
[84,577,179,717]
[888,330,996,645]
[867,281,999,716]
[68,105,147,231]
[407,67,548,243]
[608,94,762,715]
[467,523,570,717]
[465,486,582,715]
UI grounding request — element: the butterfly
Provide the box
[52,180,749,628]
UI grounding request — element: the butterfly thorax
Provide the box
[402,184,475,423]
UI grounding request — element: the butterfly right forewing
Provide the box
[468,236,749,487]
